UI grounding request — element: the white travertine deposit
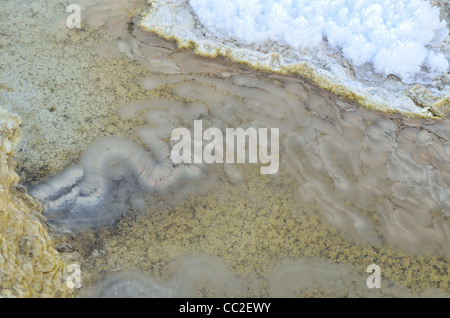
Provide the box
[139,0,449,118]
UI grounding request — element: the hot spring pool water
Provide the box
[1,0,450,297]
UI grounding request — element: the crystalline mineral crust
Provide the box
[138,0,449,118]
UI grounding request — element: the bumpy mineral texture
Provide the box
[0,107,73,298]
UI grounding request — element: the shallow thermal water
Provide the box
[1,0,450,297]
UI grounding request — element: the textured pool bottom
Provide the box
[33,47,450,297]
[67,164,450,297]
[37,69,450,255]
